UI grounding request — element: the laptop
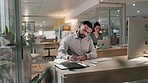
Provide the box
[97,39,110,49]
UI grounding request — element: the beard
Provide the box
[78,31,86,39]
[79,34,85,38]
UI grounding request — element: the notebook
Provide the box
[55,62,88,70]
[61,62,87,69]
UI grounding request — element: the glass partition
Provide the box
[110,10,121,45]
[95,4,122,45]
[98,10,109,40]
[0,0,23,83]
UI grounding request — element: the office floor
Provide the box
[31,57,53,80]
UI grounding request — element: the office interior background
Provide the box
[0,0,148,83]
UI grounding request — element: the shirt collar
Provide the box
[73,30,79,39]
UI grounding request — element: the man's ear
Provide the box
[79,24,84,29]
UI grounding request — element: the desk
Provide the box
[34,42,59,48]
[43,47,57,59]
[53,56,148,83]
[34,42,59,57]
[97,47,127,57]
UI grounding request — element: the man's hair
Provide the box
[82,21,92,29]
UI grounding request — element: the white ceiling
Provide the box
[21,0,88,30]
[126,1,148,17]
[21,0,148,31]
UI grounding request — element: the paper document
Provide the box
[55,64,67,70]
[54,59,69,64]
[129,56,148,64]
[92,58,112,62]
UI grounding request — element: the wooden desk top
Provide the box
[34,42,59,48]
[96,47,127,57]
[34,42,59,45]
[53,56,148,83]
[54,56,147,75]
[97,47,127,52]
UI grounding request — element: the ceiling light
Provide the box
[137,10,140,13]
[117,10,120,12]
[43,21,46,23]
[24,17,29,21]
[116,15,119,17]
[65,19,78,23]
[132,4,135,6]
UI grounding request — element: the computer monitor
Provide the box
[128,18,148,60]
[34,31,56,39]
[43,31,56,39]
[97,39,110,49]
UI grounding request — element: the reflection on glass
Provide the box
[0,0,17,83]
[97,9,121,45]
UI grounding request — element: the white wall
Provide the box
[65,19,79,33]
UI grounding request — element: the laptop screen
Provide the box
[97,39,110,49]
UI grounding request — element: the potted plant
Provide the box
[23,32,36,53]
[2,25,15,44]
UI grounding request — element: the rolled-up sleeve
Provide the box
[56,37,69,60]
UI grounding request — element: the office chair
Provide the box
[29,67,53,83]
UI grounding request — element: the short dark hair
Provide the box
[82,21,92,29]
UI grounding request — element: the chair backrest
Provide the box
[29,71,47,83]
[43,68,53,83]
[29,74,39,83]
[29,68,53,83]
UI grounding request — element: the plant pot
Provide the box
[2,35,15,44]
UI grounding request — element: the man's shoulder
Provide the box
[64,34,74,39]
[62,34,74,41]
[87,36,93,40]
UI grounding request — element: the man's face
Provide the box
[79,24,92,38]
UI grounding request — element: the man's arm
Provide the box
[85,38,97,59]
[56,37,69,60]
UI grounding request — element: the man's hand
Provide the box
[77,55,87,61]
[68,55,77,61]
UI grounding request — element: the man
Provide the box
[57,21,97,61]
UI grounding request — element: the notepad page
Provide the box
[129,56,148,64]
[54,59,69,64]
